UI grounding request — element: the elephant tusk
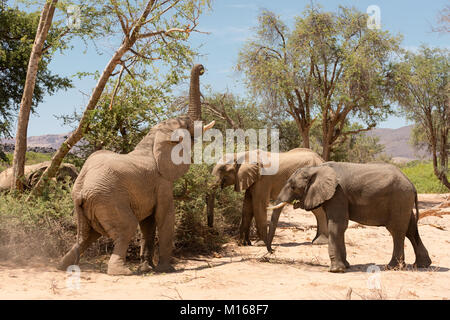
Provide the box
[203,120,215,132]
[267,202,288,211]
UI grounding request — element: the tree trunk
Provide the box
[11,0,58,192]
[294,118,310,148]
[206,191,215,228]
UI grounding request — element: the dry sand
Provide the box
[0,194,449,300]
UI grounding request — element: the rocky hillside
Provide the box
[367,125,431,162]
[1,133,68,150]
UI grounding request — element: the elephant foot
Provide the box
[344,260,350,269]
[329,262,346,273]
[386,259,406,270]
[107,264,133,276]
[312,234,328,245]
[137,261,153,273]
[57,251,78,271]
[238,239,252,246]
[154,263,175,273]
[413,256,432,269]
[107,255,132,276]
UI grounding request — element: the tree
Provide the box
[10,0,110,191]
[30,0,210,198]
[11,0,60,191]
[433,4,449,34]
[59,68,172,158]
[237,6,401,160]
[0,5,72,138]
[389,46,449,189]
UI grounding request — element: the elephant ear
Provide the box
[56,164,79,183]
[304,166,338,211]
[153,122,190,181]
[235,162,260,192]
[27,166,47,189]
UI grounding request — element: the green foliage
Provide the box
[0,4,72,137]
[329,123,387,163]
[388,46,449,188]
[237,5,401,158]
[59,71,172,157]
[202,91,266,132]
[0,183,75,260]
[400,161,449,194]
[174,163,243,254]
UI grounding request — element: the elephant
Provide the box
[58,64,215,275]
[212,148,329,246]
[266,161,432,273]
[0,161,78,192]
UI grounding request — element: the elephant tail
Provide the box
[73,199,89,265]
[414,192,420,224]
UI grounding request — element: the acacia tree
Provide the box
[11,0,58,191]
[10,0,105,191]
[389,46,449,189]
[237,6,401,160]
[30,0,210,198]
[0,5,72,138]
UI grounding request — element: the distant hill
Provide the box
[0,125,431,162]
[1,133,68,150]
[367,125,431,162]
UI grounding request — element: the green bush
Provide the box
[174,163,243,255]
[0,183,75,261]
[400,161,448,194]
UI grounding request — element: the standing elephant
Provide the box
[0,161,78,192]
[212,148,328,246]
[267,161,432,273]
[58,64,215,275]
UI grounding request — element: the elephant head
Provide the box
[266,165,337,252]
[212,150,264,192]
[27,162,79,188]
[134,64,215,182]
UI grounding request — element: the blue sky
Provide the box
[18,0,450,136]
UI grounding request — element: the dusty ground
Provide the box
[0,194,449,300]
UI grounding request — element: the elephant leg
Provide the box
[327,219,348,273]
[386,228,406,270]
[57,229,101,270]
[311,207,329,245]
[154,188,175,273]
[252,189,270,245]
[406,213,431,268]
[323,192,349,273]
[139,213,157,271]
[102,205,138,276]
[239,190,253,246]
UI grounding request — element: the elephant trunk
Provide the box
[188,64,204,122]
[266,202,287,253]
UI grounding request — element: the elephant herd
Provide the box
[53,65,431,275]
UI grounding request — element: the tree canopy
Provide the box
[237,5,402,160]
[389,46,449,189]
[0,5,72,137]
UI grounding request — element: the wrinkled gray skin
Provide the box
[267,161,432,273]
[58,64,214,275]
[0,161,78,191]
[212,148,328,246]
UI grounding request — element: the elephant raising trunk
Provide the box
[188,64,204,122]
[58,64,216,275]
